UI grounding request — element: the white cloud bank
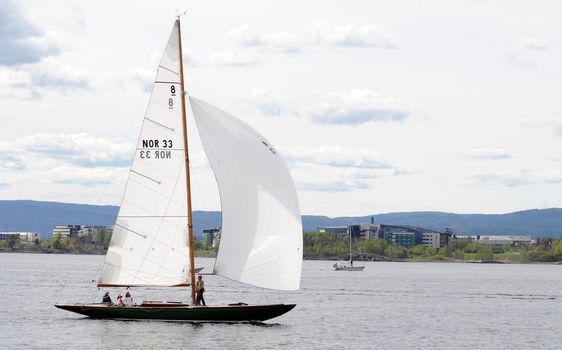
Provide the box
[309,89,413,125]
[249,89,419,125]
[228,21,398,52]
[0,133,133,188]
[283,145,411,193]
[471,169,562,187]
[0,0,59,66]
[519,36,549,51]
[465,148,513,160]
[0,1,93,100]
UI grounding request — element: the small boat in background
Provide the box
[333,261,365,271]
[333,228,365,271]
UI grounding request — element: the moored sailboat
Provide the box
[333,228,364,271]
[55,17,303,322]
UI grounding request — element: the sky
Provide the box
[1,0,561,217]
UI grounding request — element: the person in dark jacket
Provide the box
[102,291,112,303]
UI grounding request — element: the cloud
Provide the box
[228,21,397,52]
[208,52,261,67]
[228,23,301,52]
[281,145,411,193]
[285,146,393,169]
[127,67,154,92]
[465,148,513,160]
[12,133,134,167]
[0,0,59,66]
[47,166,128,186]
[309,89,413,125]
[248,88,419,125]
[0,58,90,99]
[248,89,292,117]
[471,169,562,187]
[519,36,549,50]
[0,154,25,170]
[30,58,90,91]
[0,133,133,189]
[503,52,536,70]
[311,22,397,48]
[517,117,562,137]
[290,165,372,193]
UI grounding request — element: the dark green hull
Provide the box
[55,303,295,322]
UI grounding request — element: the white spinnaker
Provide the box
[98,21,190,287]
[190,96,303,291]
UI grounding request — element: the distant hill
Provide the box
[0,200,221,238]
[0,200,561,237]
[303,209,562,237]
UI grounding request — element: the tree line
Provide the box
[303,231,562,263]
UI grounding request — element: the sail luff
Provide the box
[176,18,197,305]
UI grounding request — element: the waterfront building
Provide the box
[318,226,348,238]
[202,227,221,248]
[79,225,114,242]
[421,232,452,248]
[345,223,452,249]
[0,232,41,241]
[478,236,535,247]
[52,225,81,237]
[422,232,441,248]
[390,232,416,248]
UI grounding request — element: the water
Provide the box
[1,253,561,349]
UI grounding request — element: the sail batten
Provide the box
[189,96,303,291]
[98,21,191,288]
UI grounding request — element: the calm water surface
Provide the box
[1,253,561,349]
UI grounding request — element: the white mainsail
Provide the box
[190,97,303,291]
[98,21,191,287]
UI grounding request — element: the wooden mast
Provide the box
[177,17,197,305]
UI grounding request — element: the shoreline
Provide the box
[2,248,560,264]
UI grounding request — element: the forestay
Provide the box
[98,21,190,287]
[190,97,303,290]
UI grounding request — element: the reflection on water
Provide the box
[1,253,562,349]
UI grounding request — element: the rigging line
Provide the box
[115,223,147,239]
[144,117,175,131]
[154,81,180,84]
[130,170,161,185]
[158,64,179,75]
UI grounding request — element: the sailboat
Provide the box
[55,17,303,322]
[333,228,364,271]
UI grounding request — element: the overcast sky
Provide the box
[1,0,561,217]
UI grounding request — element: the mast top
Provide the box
[176,10,187,20]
